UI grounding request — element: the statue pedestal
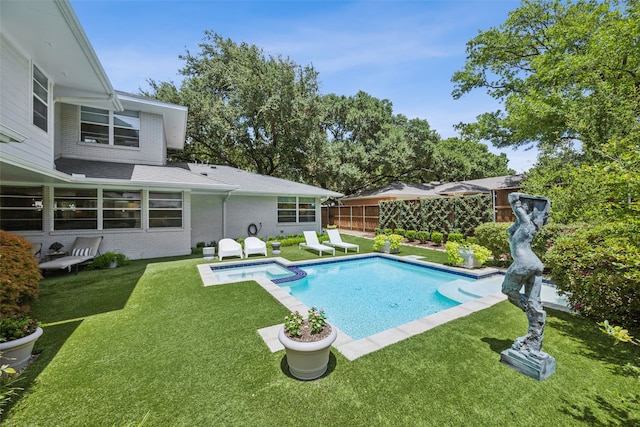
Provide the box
[500,348,556,381]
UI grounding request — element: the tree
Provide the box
[452,0,639,159]
[431,138,512,182]
[145,31,321,179]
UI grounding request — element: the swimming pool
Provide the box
[279,257,475,340]
[211,262,295,283]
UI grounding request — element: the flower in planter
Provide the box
[283,307,329,341]
[0,316,40,343]
[445,241,492,267]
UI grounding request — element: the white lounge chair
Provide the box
[325,229,359,253]
[218,238,243,261]
[38,236,103,274]
[299,231,335,256]
[244,237,267,258]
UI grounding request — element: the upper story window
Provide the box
[277,196,316,223]
[0,186,43,231]
[80,106,140,147]
[32,64,48,132]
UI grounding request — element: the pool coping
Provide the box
[198,253,511,360]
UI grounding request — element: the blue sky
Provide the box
[71,0,538,173]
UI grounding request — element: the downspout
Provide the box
[222,191,232,237]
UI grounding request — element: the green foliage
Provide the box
[445,241,492,267]
[405,230,417,241]
[373,234,403,252]
[531,223,579,261]
[373,228,382,235]
[431,232,443,245]
[432,138,513,182]
[88,252,129,269]
[383,228,393,236]
[416,231,430,243]
[393,228,406,237]
[283,311,304,337]
[448,233,464,243]
[0,316,39,342]
[474,222,512,266]
[545,220,640,332]
[1,357,21,415]
[0,231,41,318]
[307,306,327,334]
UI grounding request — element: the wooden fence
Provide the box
[321,205,380,233]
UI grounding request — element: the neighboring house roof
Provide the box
[54,158,342,198]
[341,175,524,201]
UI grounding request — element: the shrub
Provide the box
[445,241,492,267]
[88,252,129,269]
[531,223,579,262]
[474,222,512,266]
[546,221,640,332]
[447,233,464,243]
[431,232,444,245]
[373,228,382,235]
[405,230,417,241]
[416,231,430,243]
[373,234,403,252]
[393,228,406,237]
[196,241,206,248]
[383,228,393,236]
[0,231,41,318]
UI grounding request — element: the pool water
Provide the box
[282,257,474,340]
[212,262,295,283]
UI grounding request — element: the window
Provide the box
[149,192,182,228]
[33,64,48,132]
[103,190,141,229]
[0,186,43,231]
[277,196,316,223]
[54,188,98,230]
[80,107,140,147]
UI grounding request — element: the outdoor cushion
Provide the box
[72,247,91,256]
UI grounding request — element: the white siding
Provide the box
[57,104,166,165]
[190,194,224,246]
[0,34,54,169]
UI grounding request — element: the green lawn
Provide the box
[3,236,638,426]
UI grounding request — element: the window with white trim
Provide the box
[148,192,183,228]
[103,190,141,229]
[80,106,140,147]
[277,196,316,223]
[32,64,48,132]
[0,186,43,231]
[54,188,98,230]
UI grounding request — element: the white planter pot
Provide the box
[0,327,43,370]
[202,247,215,260]
[278,324,337,380]
[458,247,481,269]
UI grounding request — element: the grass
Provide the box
[2,235,639,426]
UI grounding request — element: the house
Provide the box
[323,175,524,231]
[0,0,341,260]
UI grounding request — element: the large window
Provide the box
[33,64,48,132]
[148,192,182,228]
[103,190,141,229]
[0,186,43,231]
[80,107,140,147]
[277,196,316,223]
[54,188,98,230]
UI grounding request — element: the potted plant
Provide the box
[89,251,129,269]
[278,307,337,380]
[373,234,403,254]
[0,231,43,370]
[445,241,492,268]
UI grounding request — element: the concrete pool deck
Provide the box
[198,254,566,361]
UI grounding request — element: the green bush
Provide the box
[393,228,406,237]
[546,221,640,332]
[445,241,492,267]
[474,222,512,266]
[383,228,393,236]
[89,252,129,269]
[447,233,464,243]
[373,228,382,235]
[531,223,579,262]
[0,231,41,318]
[373,234,403,252]
[431,232,444,245]
[416,231,430,243]
[405,230,417,241]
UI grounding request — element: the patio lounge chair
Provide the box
[244,237,267,258]
[299,231,335,256]
[218,238,243,261]
[325,229,360,253]
[38,236,103,274]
